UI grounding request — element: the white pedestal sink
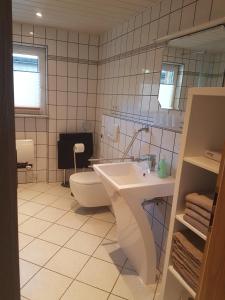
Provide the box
[94,162,175,285]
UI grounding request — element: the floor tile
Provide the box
[18,214,30,225]
[26,183,51,193]
[39,224,76,246]
[124,259,136,271]
[80,218,113,237]
[57,211,89,229]
[93,239,127,267]
[93,208,116,223]
[108,295,125,300]
[106,224,118,241]
[20,239,60,266]
[35,206,66,222]
[112,271,134,299]
[32,193,59,205]
[18,189,42,201]
[46,186,68,196]
[46,247,89,278]
[50,197,74,211]
[19,217,52,237]
[18,199,28,207]
[77,257,120,292]
[19,259,40,287]
[65,231,102,255]
[19,233,34,251]
[112,268,155,300]
[21,268,72,300]
[18,202,45,216]
[61,280,109,300]
[18,185,26,192]
[73,205,97,216]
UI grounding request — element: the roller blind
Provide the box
[13,44,46,114]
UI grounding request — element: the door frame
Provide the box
[0,0,20,299]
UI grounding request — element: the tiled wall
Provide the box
[94,0,225,272]
[95,0,225,154]
[13,23,99,183]
[14,0,225,184]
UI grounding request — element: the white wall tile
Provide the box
[46,27,57,40]
[79,44,89,59]
[180,3,196,30]
[79,32,89,44]
[194,0,212,25]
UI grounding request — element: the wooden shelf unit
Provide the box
[183,156,220,174]
[160,88,225,300]
[168,265,196,298]
[176,214,207,241]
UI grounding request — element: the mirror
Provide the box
[158,25,225,110]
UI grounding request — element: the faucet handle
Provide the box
[135,154,156,171]
[149,154,156,171]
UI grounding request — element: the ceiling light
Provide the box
[29,31,34,35]
[36,12,42,18]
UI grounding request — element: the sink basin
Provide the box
[94,162,175,285]
[94,162,174,200]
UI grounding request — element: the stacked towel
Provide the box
[183,193,214,235]
[172,231,205,292]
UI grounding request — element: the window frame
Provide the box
[158,62,184,110]
[13,43,48,116]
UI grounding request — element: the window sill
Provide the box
[15,114,48,119]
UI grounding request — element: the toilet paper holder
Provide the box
[16,162,33,170]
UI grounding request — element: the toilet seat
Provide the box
[70,172,102,185]
[69,171,111,207]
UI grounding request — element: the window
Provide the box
[158,62,184,110]
[13,44,47,115]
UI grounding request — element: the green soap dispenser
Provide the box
[157,157,168,178]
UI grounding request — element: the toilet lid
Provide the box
[70,171,102,185]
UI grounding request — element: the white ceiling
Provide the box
[12,0,158,33]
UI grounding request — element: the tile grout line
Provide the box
[19,186,119,298]
[58,213,121,299]
[19,184,140,299]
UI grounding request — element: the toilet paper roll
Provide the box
[74,143,85,153]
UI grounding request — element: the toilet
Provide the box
[69,171,111,207]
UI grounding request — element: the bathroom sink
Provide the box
[94,162,175,201]
[94,162,175,285]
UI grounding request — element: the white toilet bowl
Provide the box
[69,171,111,207]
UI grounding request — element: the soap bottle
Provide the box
[157,157,168,178]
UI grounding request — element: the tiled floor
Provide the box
[18,183,159,300]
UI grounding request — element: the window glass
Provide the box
[13,44,47,114]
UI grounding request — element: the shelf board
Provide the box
[168,265,196,298]
[176,214,207,240]
[183,156,220,174]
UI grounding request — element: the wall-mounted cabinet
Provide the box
[160,88,225,300]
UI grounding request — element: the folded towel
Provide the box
[186,193,213,212]
[173,231,204,263]
[186,202,211,220]
[172,239,202,269]
[172,251,200,284]
[172,245,201,277]
[172,231,204,292]
[183,215,208,235]
[185,208,210,227]
[172,258,199,292]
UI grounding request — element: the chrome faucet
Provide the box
[121,126,149,162]
[134,154,157,172]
